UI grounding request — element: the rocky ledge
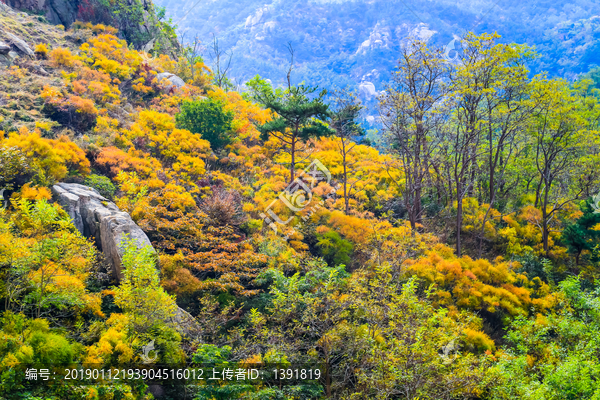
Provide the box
[51,182,201,338]
[52,182,152,281]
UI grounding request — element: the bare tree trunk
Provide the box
[456,180,463,257]
[290,135,296,184]
[343,159,349,215]
[534,178,543,208]
[542,183,550,256]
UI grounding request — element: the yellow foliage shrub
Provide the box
[19,183,52,201]
[405,249,555,316]
[79,34,141,79]
[40,85,62,100]
[49,47,76,67]
[2,129,90,183]
[34,43,49,58]
[7,66,25,79]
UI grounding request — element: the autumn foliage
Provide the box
[2,16,600,399]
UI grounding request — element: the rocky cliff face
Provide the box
[6,0,80,27]
[51,182,153,281]
[3,0,179,54]
[0,2,43,66]
[51,182,201,338]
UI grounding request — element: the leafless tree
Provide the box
[209,34,234,90]
[329,89,365,214]
[179,32,204,79]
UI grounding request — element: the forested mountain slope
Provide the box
[1,0,600,399]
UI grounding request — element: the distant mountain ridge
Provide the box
[157,0,600,118]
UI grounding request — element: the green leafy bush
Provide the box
[84,173,116,199]
[315,230,353,267]
[486,277,600,399]
[0,146,32,191]
[176,98,234,150]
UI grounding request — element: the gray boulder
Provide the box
[142,38,155,53]
[156,72,186,91]
[51,183,153,281]
[171,307,202,339]
[51,183,202,338]
[0,41,10,54]
[5,32,34,57]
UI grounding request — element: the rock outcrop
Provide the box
[156,72,186,91]
[0,41,10,54]
[5,0,80,27]
[51,183,202,338]
[170,307,202,339]
[358,81,377,100]
[0,5,37,65]
[51,183,153,281]
[5,32,34,57]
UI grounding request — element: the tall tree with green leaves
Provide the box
[379,40,448,230]
[527,78,600,255]
[248,76,333,184]
[443,33,533,256]
[471,40,534,256]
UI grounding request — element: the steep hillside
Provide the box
[2,1,600,399]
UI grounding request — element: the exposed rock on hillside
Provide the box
[359,81,377,99]
[51,183,153,281]
[0,40,11,53]
[51,182,202,338]
[4,0,180,54]
[6,0,80,27]
[5,31,34,57]
[157,72,186,91]
[0,2,73,67]
[356,22,393,55]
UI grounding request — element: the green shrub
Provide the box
[0,146,32,191]
[84,174,116,199]
[316,230,353,267]
[175,98,234,150]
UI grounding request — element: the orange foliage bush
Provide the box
[95,146,162,179]
[18,183,52,201]
[130,196,267,304]
[41,85,99,132]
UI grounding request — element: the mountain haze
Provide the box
[158,0,600,115]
